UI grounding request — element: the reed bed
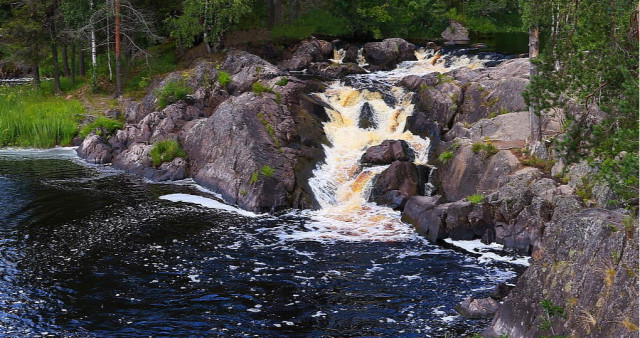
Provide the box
[0,85,84,148]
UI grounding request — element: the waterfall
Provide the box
[287,48,494,242]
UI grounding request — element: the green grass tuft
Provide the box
[260,165,275,178]
[471,141,499,159]
[252,82,281,103]
[438,151,454,164]
[274,77,288,86]
[149,139,186,167]
[79,116,123,138]
[217,71,231,87]
[467,194,485,204]
[156,80,190,109]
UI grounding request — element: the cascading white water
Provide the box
[285,48,493,242]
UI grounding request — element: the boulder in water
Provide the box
[308,62,366,79]
[456,297,499,318]
[77,134,112,164]
[361,140,414,165]
[342,44,360,64]
[358,102,377,129]
[369,161,424,210]
[363,38,417,71]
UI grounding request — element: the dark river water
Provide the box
[0,148,526,337]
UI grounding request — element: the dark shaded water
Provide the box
[0,148,524,337]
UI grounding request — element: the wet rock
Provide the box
[308,62,366,79]
[156,157,187,181]
[487,209,639,338]
[489,283,514,301]
[342,44,360,64]
[415,203,449,242]
[441,20,469,43]
[77,134,112,164]
[281,39,334,71]
[369,161,423,209]
[358,102,377,129]
[401,195,445,226]
[180,87,326,212]
[456,297,499,318]
[363,38,417,71]
[360,140,414,165]
[374,190,409,210]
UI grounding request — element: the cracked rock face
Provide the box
[487,209,639,338]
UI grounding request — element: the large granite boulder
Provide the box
[77,134,112,164]
[407,80,463,134]
[436,144,520,202]
[441,20,469,43]
[363,38,417,71]
[456,297,499,318]
[487,209,639,338]
[281,39,334,71]
[179,79,327,212]
[360,140,415,165]
[369,161,428,210]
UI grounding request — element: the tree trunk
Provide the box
[32,63,40,87]
[50,25,61,93]
[289,0,299,21]
[70,41,76,85]
[61,43,70,77]
[78,45,85,76]
[528,24,545,158]
[51,40,61,93]
[266,0,275,28]
[114,0,122,96]
[203,0,212,53]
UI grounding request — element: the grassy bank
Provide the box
[0,84,85,148]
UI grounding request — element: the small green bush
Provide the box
[438,151,454,164]
[274,77,288,86]
[260,165,275,178]
[149,139,186,167]
[467,194,485,204]
[250,171,259,184]
[471,142,499,159]
[217,71,231,87]
[79,116,124,138]
[252,82,281,103]
[156,80,190,108]
[521,156,554,172]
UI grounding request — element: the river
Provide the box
[0,46,529,337]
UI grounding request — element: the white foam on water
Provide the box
[444,239,531,266]
[159,193,262,218]
[0,146,79,159]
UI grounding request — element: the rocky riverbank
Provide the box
[76,37,638,336]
